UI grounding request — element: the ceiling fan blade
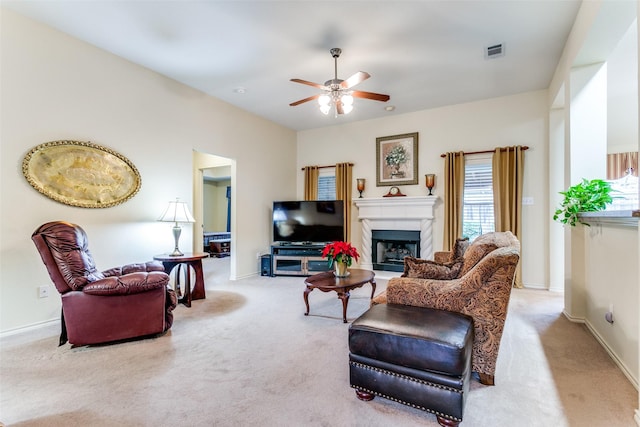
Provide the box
[352,90,390,102]
[340,71,370,89]
[289,94,320,107]
[290,78,327,90]
[336,102,345,115]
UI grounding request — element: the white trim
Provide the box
[0,318,59,339]
[522,283,556,291]
[583,319,639,391]
[562,310,639,392]
[562,310,585,323]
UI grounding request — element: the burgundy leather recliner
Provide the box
[32,221,177,346]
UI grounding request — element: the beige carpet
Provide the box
[1,257,637,426]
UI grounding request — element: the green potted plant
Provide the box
[553,178,613,226]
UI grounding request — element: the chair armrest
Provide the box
[122,261,166,274]
[102,261,166,277]
[386,277,467,312]
[83,271,169,296]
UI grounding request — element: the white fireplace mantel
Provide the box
[354,196,438,271]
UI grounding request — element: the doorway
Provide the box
[193,150,235,279]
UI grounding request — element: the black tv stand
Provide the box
[270,243,328,276]
[277,241,324,246]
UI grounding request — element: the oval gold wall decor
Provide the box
[22,140,141,208]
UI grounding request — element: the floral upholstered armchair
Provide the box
[372,231,520,386]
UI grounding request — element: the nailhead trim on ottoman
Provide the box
[349,303,474,426]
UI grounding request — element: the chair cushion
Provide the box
[401,256,463,280]
[349,303,474,376]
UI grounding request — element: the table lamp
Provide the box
[158,198,195,256]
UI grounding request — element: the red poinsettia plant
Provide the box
[322,241,360,268]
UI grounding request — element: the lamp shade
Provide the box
[158,199,195,224]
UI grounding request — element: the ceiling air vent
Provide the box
[485,43,505,59]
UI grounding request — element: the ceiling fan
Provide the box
[289,48,390,115]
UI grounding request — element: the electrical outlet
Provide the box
[522,197,534,205]
[38,285,50,298]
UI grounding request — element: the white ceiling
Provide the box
[3,1,587,131]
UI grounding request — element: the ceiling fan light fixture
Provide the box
[318,94,331,106]
[320,104,331,115]
[342,103,353,115]
[341,94,353,106]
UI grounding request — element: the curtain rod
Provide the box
[439,146,529,158]
[300,163,354,170]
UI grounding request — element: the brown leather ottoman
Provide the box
[349,303,474,427]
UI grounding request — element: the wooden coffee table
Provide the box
[304,269,376,323]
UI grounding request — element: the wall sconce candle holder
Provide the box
[357,178,366,198]
[425,174,435,196]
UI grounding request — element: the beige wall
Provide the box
[608,19,638,154]
[0,9,296,332]
[297,90,549,289]
[203,179,231,232]
[579,224,639,385]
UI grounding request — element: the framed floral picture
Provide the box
[376,132,419,186]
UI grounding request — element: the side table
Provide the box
[154,252,209,307]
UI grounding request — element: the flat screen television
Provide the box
[272,200,344,244]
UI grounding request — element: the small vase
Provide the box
[390,165,405,178]
[334,261,349,277]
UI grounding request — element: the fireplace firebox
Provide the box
[372,230,421,272]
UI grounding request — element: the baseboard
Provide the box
[562,310,585,323]
[521,283,549,290]
[583,319,639,391]
[0,318,59,339]
[235,271,260,280]
[372,270,401,281]
[521,283,564,292]
[547,284,564,293]
[562,311,639,393]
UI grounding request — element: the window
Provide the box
[317,169,336,200]
[463,156,494,241]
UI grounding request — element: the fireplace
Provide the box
[372,230,420,272]
[353,196,438,272]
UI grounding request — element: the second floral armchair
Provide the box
[372,231,520,385]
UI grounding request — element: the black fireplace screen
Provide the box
[372,230,420,272]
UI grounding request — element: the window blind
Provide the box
[463,157,494,241]
[317,170,336,201]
